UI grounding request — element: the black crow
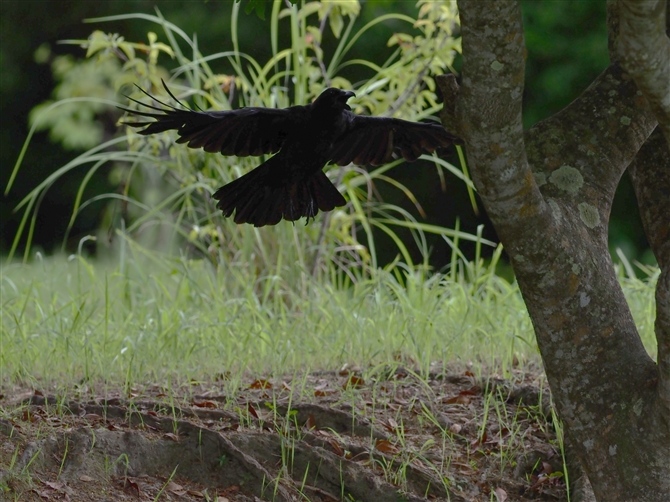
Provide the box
[122,83,463,227]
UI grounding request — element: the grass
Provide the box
[1,241,657,392]
[0,244,658,501]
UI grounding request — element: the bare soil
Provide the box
[1,366,567,501]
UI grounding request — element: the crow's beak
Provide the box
[343,91,355,100]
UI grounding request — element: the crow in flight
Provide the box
[122,83,463,227]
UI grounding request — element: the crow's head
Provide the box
[314,88,355,112]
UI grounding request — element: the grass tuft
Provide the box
[1,245,657,391]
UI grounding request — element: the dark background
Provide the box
[0,0,650,268]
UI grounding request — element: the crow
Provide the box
[122,83,463,227]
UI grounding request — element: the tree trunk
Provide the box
[439,0,670,499]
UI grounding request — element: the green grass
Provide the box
[1,243,657,391]
[0,243,658,502]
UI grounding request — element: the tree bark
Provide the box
[439,0,670,499]
[628,128,670,411]
[618,0,670,141]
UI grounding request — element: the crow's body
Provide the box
[123,85,463,227]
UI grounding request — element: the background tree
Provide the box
[438,0,669,499]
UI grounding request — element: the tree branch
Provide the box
[452,0,550,244]
[618,0,670,141]
[524,63,656,212]
[628,129,670,270]
[628,127,670,409]
[437,73,460,136]
[607,0,621,61]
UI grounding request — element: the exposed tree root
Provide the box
[4,397,466,501]
[1,374,570,501]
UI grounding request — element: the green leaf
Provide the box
[299,2,321,21]
[118,42,136,61]
[329,11,344,39]
[243,0,266,20]
[113,72,140,92]
[86,31,109,58]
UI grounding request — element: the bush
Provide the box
[9,0,487,285]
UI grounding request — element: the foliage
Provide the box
[28,52,121,151]
[10,0,480,281]
[521,0,609,127]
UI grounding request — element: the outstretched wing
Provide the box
[329,114,463,166]
[120,83,307,157]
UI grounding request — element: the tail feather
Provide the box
[246,188,283,226]
[309,169,345,212]
[213,165,346,227]
[214,169,262,218]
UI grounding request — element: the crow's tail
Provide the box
[212,164,346,227]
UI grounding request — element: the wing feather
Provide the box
[121,84,307,157]
[330,114,463,166]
